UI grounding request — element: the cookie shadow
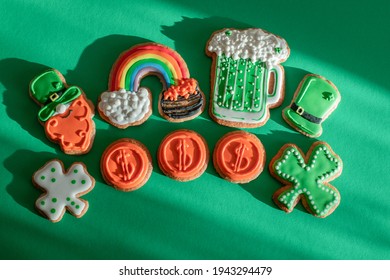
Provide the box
[271,66,312,130]
[4,150,57,216]
[162,16,253,120]
[239,129,319,212]
[0,59,54,146]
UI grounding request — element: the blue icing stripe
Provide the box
[128,62,172,91]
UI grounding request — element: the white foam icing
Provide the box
[207,28,289,66]
[98,88,150,125]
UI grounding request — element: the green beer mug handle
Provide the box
[266,64,284,106]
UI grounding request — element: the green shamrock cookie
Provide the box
[269,142,343,218]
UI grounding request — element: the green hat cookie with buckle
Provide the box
[283,74,340,137]
[29,69,81,122]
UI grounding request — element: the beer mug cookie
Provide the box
[29,69,96,155]
[206,28,290,128]
[98,43,205,128]
[283,74,341,138]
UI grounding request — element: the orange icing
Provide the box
[163,78,198,101]
[158,130,208,181]
[101,139,151,191]
[213,131,265,182]
[45,95,94,154]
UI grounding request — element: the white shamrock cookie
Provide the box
[33,160,95,222]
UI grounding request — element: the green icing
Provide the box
[273,143,342,217]
[125,58,175,90]
[50,208,56,214]
[52,198,57,203]
[51,168,56,172]
[283,75,340,136]
[30,70,82,122]
[81,180,86,184]
[40,176,45,180]
[66,197,70,201]
[74,169,78,173]
[71,179,76,184]
[213,55,265,113]
[51,178,56,183]
[293,75,340,117]
[40,200,45,206]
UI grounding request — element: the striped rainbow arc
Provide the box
[109,43,191,92]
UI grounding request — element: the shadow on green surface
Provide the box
[4,150,55,216]
[0,58,54,146]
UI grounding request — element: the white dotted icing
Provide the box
[33,160,94,222]
[98,88,150,125]
[207,28,289,66]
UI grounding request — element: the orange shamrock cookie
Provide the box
[29,69,95,154]
[101,139,152,191]
[157,129,209,181]
[213,130,266,183]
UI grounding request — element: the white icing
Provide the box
[207,28,289,66]
[52,103,70,117]
[33,160,94,221]
[55,104,67,114]
[98,88,150,125]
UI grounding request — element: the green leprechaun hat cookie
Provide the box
[30,69,81,122]
[283,74,340,137]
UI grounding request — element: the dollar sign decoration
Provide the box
[231,143,250,172]
[116,149,135,181]
[176,138,192,171]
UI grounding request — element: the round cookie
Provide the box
[98,43,205,127]
[29,69,96,155]
[269,141,343,218]
[213,130,265,183]
[157,129,209,181]
[32,159,95,222]
[101,138,153,191]
[206,28,290,128]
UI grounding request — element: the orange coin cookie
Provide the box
[101,139,152,191]
[213,131,266,183]
[157,129,209,181]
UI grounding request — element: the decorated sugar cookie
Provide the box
[157,129,209,181]
[98,43,205,128]
[32,160,95,222]
[269,142,343,218]
[283,74,341,137]
[213,131,265,183]
[206,28,290,128]
[29,69,95,154]
[101,139,153,191]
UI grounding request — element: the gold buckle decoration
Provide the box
[296,106,304,115]
[49,93,59,102]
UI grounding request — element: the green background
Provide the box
[1,0,389,259]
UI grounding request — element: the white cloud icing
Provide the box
[98,88,150,125]
[207,28,289,65]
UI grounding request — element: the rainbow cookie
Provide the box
[206,28,290,128]
[283,74,341,137]
[98,43,205,128]
[269,142,343,218]
[32,159,95,222]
